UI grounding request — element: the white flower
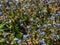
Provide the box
[43,10,47,12]
[24,5,28,9]
[3,33,7,38]
[31,4,35,6]
[19,19,22,22]
[15,16,18,18]
[36,17,39,20]
[27,30,30,33]
[6,6,10,10]
[24,12,28,15]
[44,24,51,28]
[30,18,33,21]
[56,35,60,39]
[6,41,9,44]
[39,11,41,14]
[14,38,19,41]
[50,16,55,21]
[27,25,30,29]
[43,24,47,26]
[47,24,51,26]
[37,24,41,28]
[20,23,24,26]
[14,38,21,44]
[6,21,9,24]
[53,21,56,24]
[15,0,18,2]
[1,1,3,3]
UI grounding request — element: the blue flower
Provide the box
[17,40,21,44]
[57,11,60,15]
[23,35,28,40]
[41,32,45,35]
[0,12,3,16]
[52,13,58,17]
[55,23,60,27]
[50,34,56,39]
[9,1,13,5]
[55,14,59,16]
[37,29,42,33]
[48,0,55,4]
[0,4,2,9]
[5,16,9,19]
[39,38,45,44]
[51,29,55,33]
[50,16,55,21]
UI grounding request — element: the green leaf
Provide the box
[0,23,6,29]
[0,38,6,43]
[0,29,5,32]
[14,26,19,33]
[16,32,23,39]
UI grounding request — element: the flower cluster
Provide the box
[0,0,60,45]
